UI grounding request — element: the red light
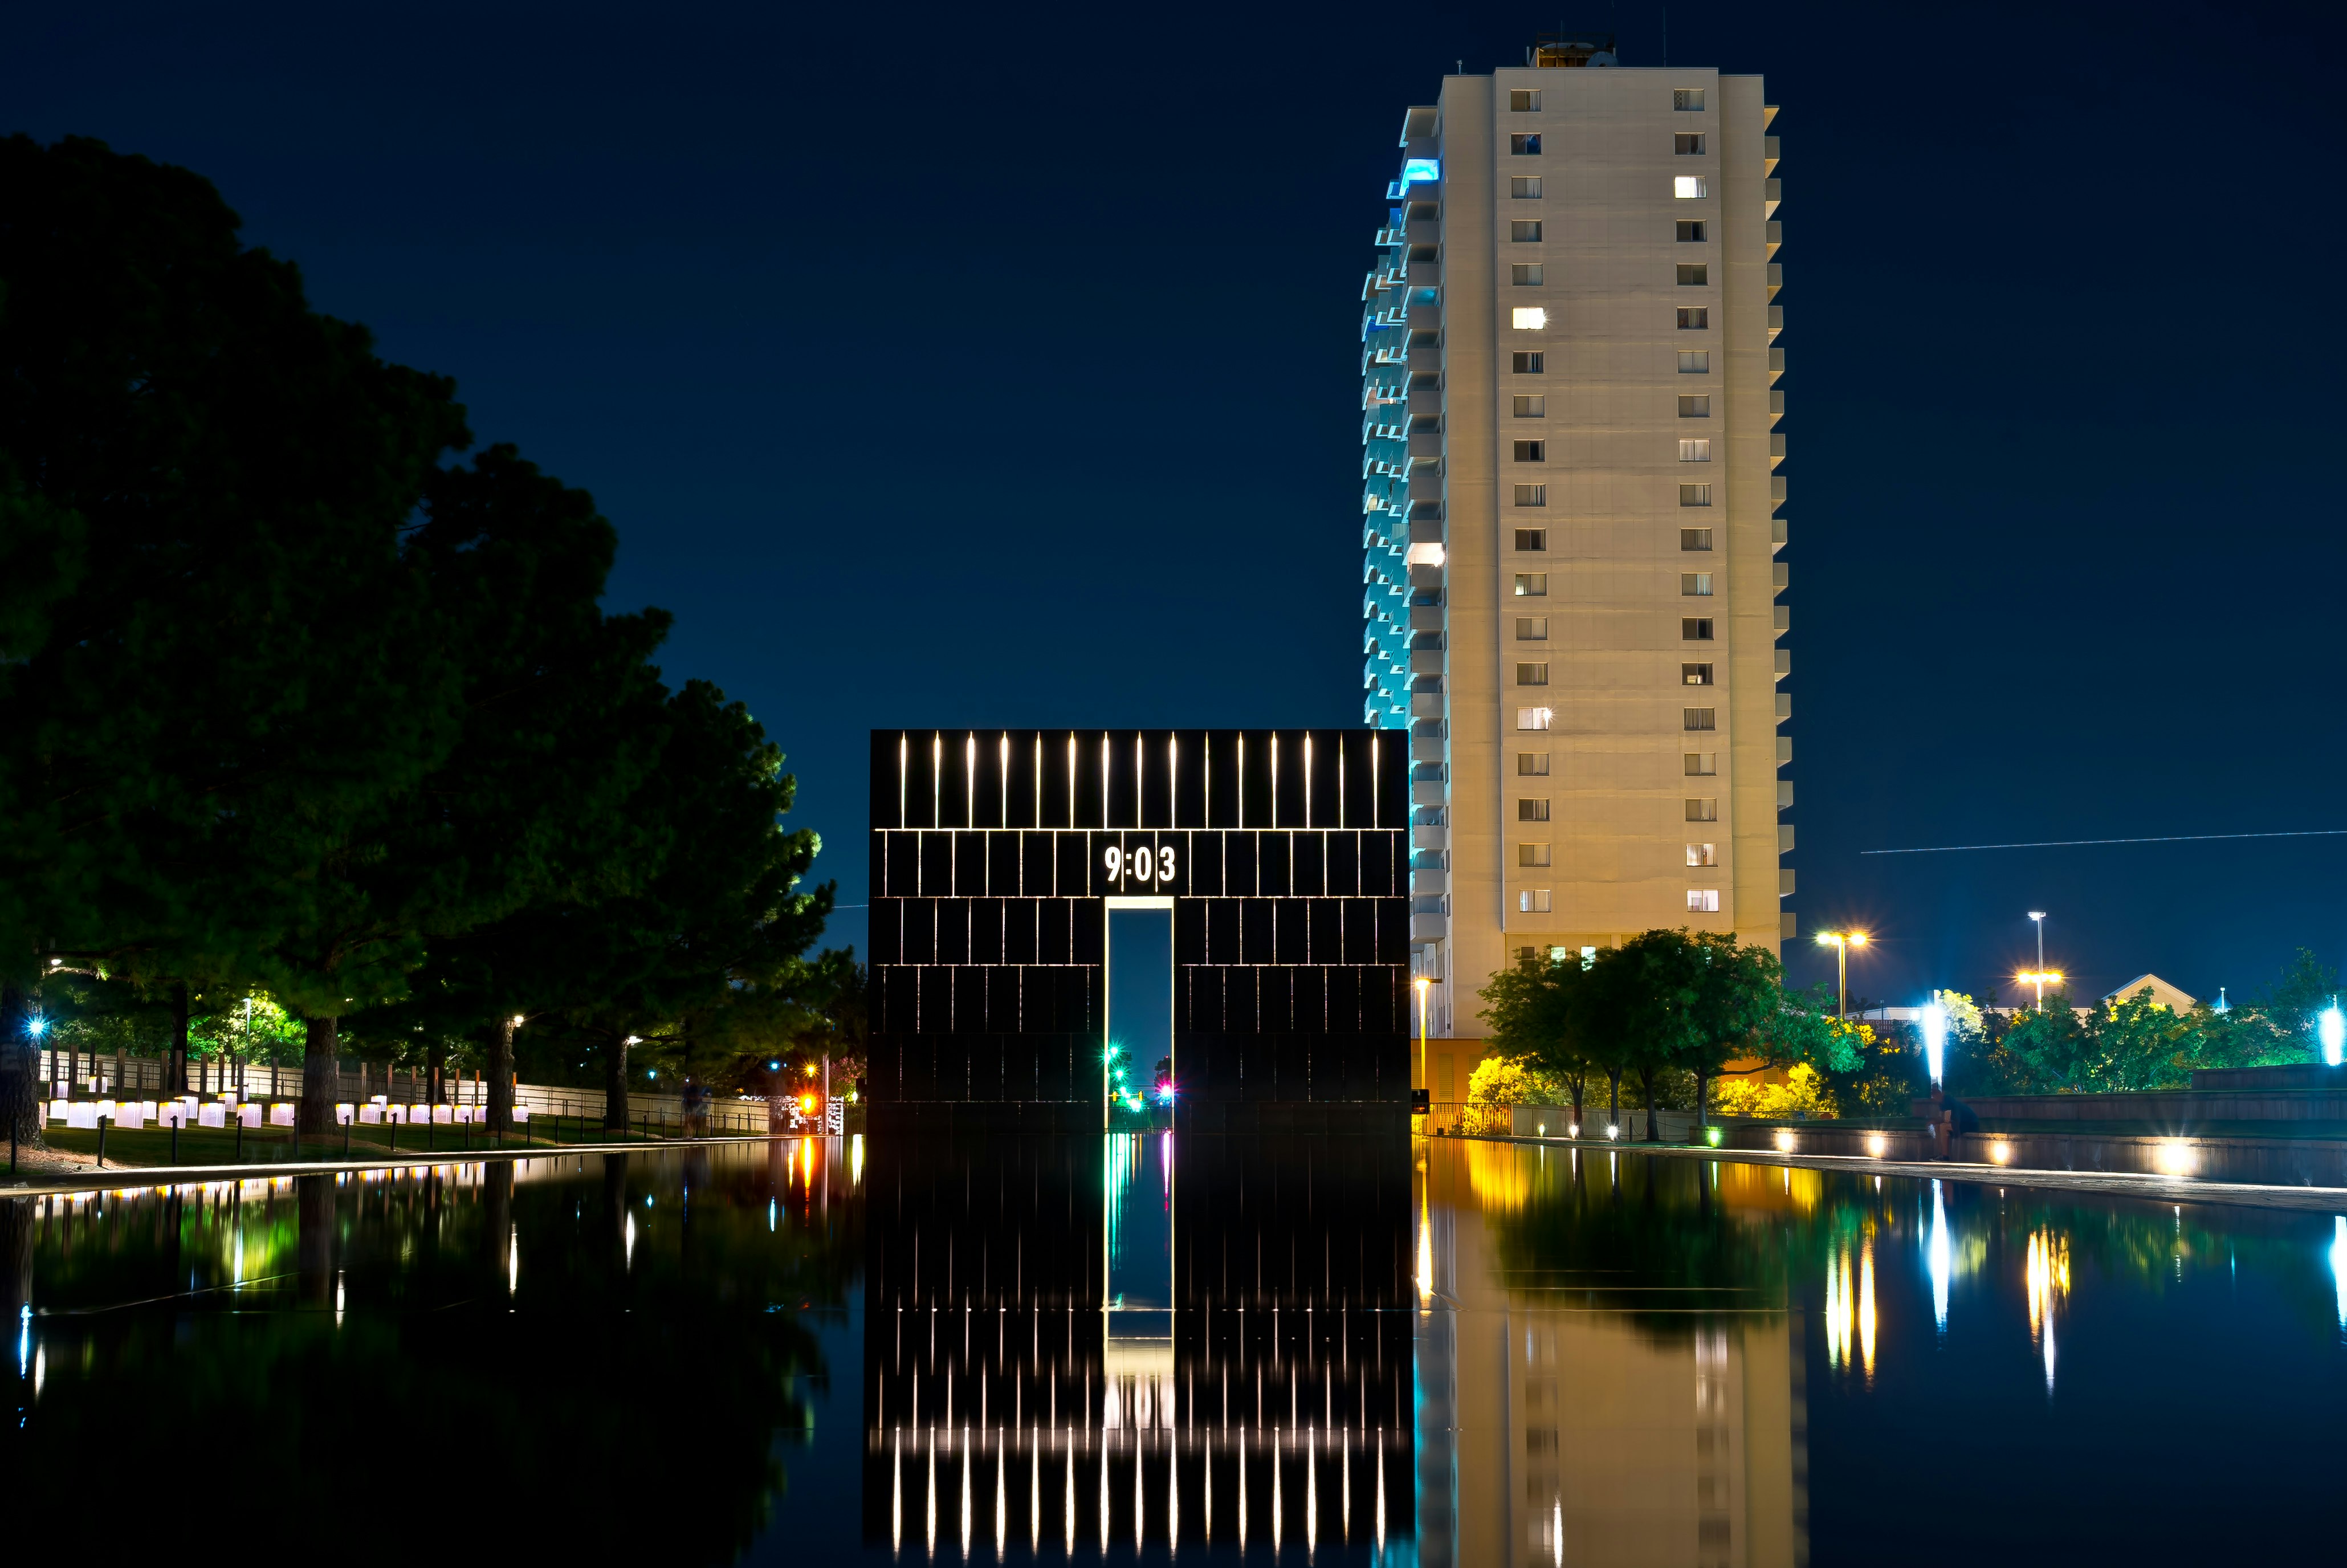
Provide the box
[799,1094,815,1113]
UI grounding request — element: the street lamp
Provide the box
[2319,999,2345,1068]
[2016,969,2064,1012]
[1814,930,1869,1017]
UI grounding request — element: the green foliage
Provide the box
[1712,1062,1831,1118]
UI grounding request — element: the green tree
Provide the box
[2000,993,2098,1090]
[1478,952,1601,1129]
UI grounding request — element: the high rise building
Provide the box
[1360,37,1793,1038]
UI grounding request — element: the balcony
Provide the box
[1773,604,1789,636]
[1776,735,1792,766]
[1765,219,1782,257]
[1408,606,1444,632]
[1766,262,1782,300]
[1411,781,1446,809]
[1779,868,1796,897]
[1409,650,1445,675]
[1410,692,1445,719]
[1768,431,1786,467]
[1413,824,1449,852]
[1411,867,1449,895]
[1771,517,1787,551]
[1776,780,1794,809]
[1411,913,1449,940]
[1763,178,1782,218]
[1766,305,1783,342]
[1410,736,1444,764]
[1773,562,1788,594]
[1774,647,1790,679]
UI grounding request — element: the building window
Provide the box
[1513,395,1546,417]
[1516,662,1550,686]
[1681,572,1714,596]
[1512,351,1546,373]
[1679,395,1711,417]
[1511,176,1543,198]
[1687,889,1720,913]
[1521,889,1554,913]
[1678,438,1712,462]
[1686,798,1718,821]
[1673,176,1709,199]
[1510,89,1543,111]
[1684,753,1718,776]
[1510,219,1544,242]
[1513,440,1546,462]
[1514,615,1549,640]
[1683,706,1717,731]
[1510,133,1543,155]
[1511,263,1546,286]
[1678,483,1712,507]
[1518,799,1552,822]
[1516,706,1554,731]
[1675,133,1707,154]
[1513,528,1549,551]
[1517,752,1551,776]
[1687,842,1717,866]
[1676,221,1708,243]
[1676,307,1710,329]
[1673,88,1706,111]
[1681,527,1714,550]
[1678,350,1711,373]
[1677,263,1709,285]
[1682,662,1714,685]
[1515,573,1549,597]
[1518,843,1553,867]
[1682,617,1714,640]
[1513,307,1550,329]
[1513,483,1548,507]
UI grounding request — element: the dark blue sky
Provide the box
[10,0,2342,1013]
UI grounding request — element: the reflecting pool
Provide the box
[6,1136,2345,1565]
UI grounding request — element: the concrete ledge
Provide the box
[1,1135,773,1199]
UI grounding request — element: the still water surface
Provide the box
[5,1135,2344,1564]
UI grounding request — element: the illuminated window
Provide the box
[1518,799,1553,822]
[1515,573,1549,596]
[1682,662,1714,685]
[1682,617,1714,640]
[1686,798,1718,821]
[1517,752,1551,776]
[1680,395,1711,417]
[1521,889,1554,913]
[1510,133,1543,155]
[1518,843,1553,867]
[1510,176,1543,198]
[1681,527,1714,550]
[1683,707,1717,731]
[1515,662,1550,686]
[1513,307,1550,329]
[1510,89,1542,112]
[1673,88,1706,111]
[1684,753,1718,776]
[1401,157,1441,184]
[1513,483,1548,506]
[1513,395,1546,417]
[1511,263,1545,286]
[1513,351,1546,372]
[1678,438,1712,462]
[1513,528,1548,551]
[1511,220,1543,241]
[1514,616,1549,641]
[1674,176,1709,199]
[1676,221,1708,242]
[1675,133,1706,153]
[1687,889,1720,913]
[1681,573,1714,596]
[1677,263,1708,285]
[1687,843,1717,866]
[1678,350,1711,372]
[1676,307,1710,329]
[1512,440,1546,462]
[1516,706,1554,731]
[1679,483,1712,507]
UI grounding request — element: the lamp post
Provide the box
[1814,930,1869,1017]
[2016,969,2064,1012]
[1413,976,1430,1123]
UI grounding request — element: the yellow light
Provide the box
[799,1094,814,1113]
[1773,1129,1797,1153]
[2156,1139,2195,1177]
[1864,1133,1886,1158]
[1990,1141,2012,1164]
[1848,932,1868,948]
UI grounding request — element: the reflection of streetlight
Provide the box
[2016,970,2065,1012]
[1413,976,1430,1123]
[1814,930,1869,1017]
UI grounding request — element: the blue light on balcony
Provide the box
[1401,157,1440,185]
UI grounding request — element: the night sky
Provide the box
[10,0,2342,1015]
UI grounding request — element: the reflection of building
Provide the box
[1416,1141,1807,1566]
[862,1134,1413,1558]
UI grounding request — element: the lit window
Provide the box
[1682,617,1714,640]
[1511,263,1545,286]
[1683,707,1717,731]
[1513,483,1548,506]
[1518,843,1553,866]
[1513,395,1546,417]
[1522,889,1554,913]
[1510,220,1543,241]
[1684,753,1717,776]
[1676,221,1708,243]
[1679,395,1711,417]
[1687,889,1720,913]
[1510,89,1542,112]
[1512,439,1546,462]
[1513,307,1550,329]
[1401,157,1441,185]
[1515,662,1550,686]
[1681,527,1714,550]
[1515,573,1549,597]
[1516,752,1551,776]
[1510,176,1543,198]
[1674,176,1709,198]
[1686,799,1718,821]
[1513,528,1548,551]
[1674,133,1706,154]
[1678,350,1711,373]
[1682,662,1713,685]
[1516,706,1554,731]
[1509,133,1543,155]
[1518,799,1552,822]
[1687,843,1717,866]
[1676,307,1710,329]
[1514,615,1549,640]
[1677,263,1708,285]
[1681,573,1714,596]
[1679,483,1712,507]
[1678,438,1712,462]
[1673,88,1706,111]
[1512,351,1546,372]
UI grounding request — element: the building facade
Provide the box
[1361,40,1794,1035]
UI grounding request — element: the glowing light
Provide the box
[1567,1123,1580,1138]
[1401,157,1440,184]
[1921,1000,1947,1086]
[1773,1129,1797,1153]
[1704,1126,1723,1147]
[1606,1123,1619,1141]
[2156,1139,2196,1177]
[1928,1181,1951,1333]
[25,1014,46,1038]
[1512,307,1550,330]
[2332,1217,2346,1329]
[2321,1004,2346,1067]
[1865,1133,1888,1158]
[1989,1141,2012,1164]
[1673,174,1708,198]
[1859,1242,1877,1378]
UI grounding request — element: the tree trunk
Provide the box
[483,1160,513,1283]
[296,1174,335,1308]
[1,983,44,1152]
[487,1015,516,1134]
[171,981,190,1095]
[1606,1071,1620,1134]
[604,1033,630,1133]
[1568,1077,1584,1130]
[427,1037,446,1105]
[299,1014,339,1134]
[1640,1070,1660,1143]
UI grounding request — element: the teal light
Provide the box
[1401,157,1440,184]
